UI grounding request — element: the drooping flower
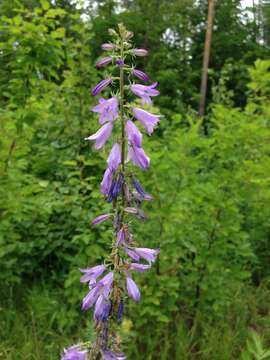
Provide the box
[85,122,113,149]
[124,247,140,261]
[130,82,159,105]
[80,265,106,284]
[91,214,111,226]
[82,286,101,312]
[129,263,151,272]
[128,144,150,170]
[101,168,113,195]
[116,228,125,246]
[96,57,112,69]
[126,120,142,147]
[61,344,88,360]
[132,107,160,135]
[82,272,114,311]
[117,301,124,324]
[99,271,114,297]
[101,43,115,51]
[92,97,118,124]
[102,350,126,360]
[107,143,121,171]
[124,207,146,220]
[92,78,112,96]
[126,275,140,302]
[132,176,148,199]
[132,48,148,57]
[107,173,124,203]
[134,247,160,264]
[132,69,149,82]
[94,295,111,321]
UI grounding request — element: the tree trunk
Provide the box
[198,0,215,117]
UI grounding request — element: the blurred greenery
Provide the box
[0,0,270,359]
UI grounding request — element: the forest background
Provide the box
[1,0,270,359]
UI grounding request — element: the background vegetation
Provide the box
[1,0,270,359]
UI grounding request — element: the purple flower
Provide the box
[82,286,101,311]
[82,272,114,311]
[102,350,126,360]
[94,295,111,321]
[80,265,106,284]
[128,144,150,170]
[99,271,114,297]
[132,48,148,57]
[92,78,112,96]
[129,263,151,272]
[126,120,142,147]
[101,43,115,51]
[132,176,147,199]
[85,122,113,149]
[134,247,160,264]
[116,58,124,66]
[124,207,137,214]
[117,301,124,324]
[107,143,121,171]
[124,247,140,261]
[116,228,125,246]
[132,69,149,82]
[101,168,113,195]
[107,174,124,203]
[92,97,118,124]
[96,56,112,69]
[62,344,88,360]
[130,82,159,105]
[126,275,140,302]
[132,107,160,135]
[91,214,111,226]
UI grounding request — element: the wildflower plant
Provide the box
[62,24,161,360]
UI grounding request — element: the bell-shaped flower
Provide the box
[126,274,140,302]
[132,107,160,135]
[128,144,150,170]
[116,228,125,246]
[62,344,88,360]
[126,120,142,147]
[124,247,140,261]
[107,143,121,171]
[85,122,113,150]
[101,168,113,195]
[82,272,114,311]
[80,265,106,285]
[92,97,118,125]
[130,82,159,105]
[134,247,160,264]
[94,295,111,322]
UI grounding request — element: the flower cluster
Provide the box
[62,24,161,360]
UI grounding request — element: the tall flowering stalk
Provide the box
[62,24,161,360]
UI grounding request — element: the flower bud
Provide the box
[95,56,112,69]
[132,48,148,57]
[101,43,115,51]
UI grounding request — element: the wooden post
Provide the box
[198,0,215,117]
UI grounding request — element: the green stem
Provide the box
[120,41,125,176]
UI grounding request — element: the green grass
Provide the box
[1,281,270,359]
